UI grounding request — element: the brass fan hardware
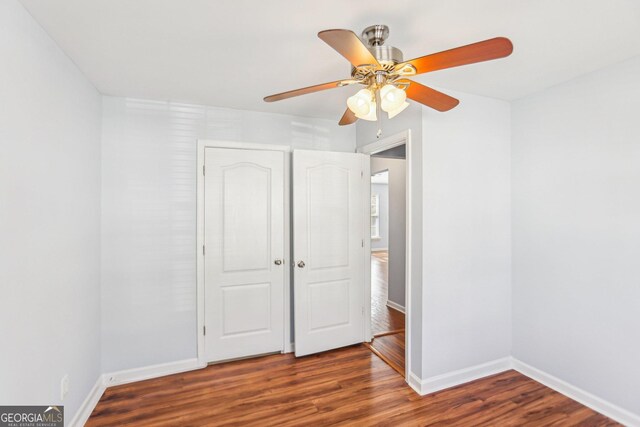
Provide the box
[264,25,513,131]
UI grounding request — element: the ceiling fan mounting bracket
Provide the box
[361,25,389,47]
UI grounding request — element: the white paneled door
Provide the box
[204,147,285,363]
[293,150,368,357]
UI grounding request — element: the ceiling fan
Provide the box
[264,25,513,126]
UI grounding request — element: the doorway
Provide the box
[358,131,411,379]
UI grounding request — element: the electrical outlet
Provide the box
[60,375,69,400]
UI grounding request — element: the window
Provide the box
[371,193,380,239]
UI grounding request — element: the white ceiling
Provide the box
[20,0,640,120]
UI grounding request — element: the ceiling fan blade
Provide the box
[402,37,513,75]
[400,80,460,112]
[318,29,380,68]
[339,108,358,126]
[264,79,349,102]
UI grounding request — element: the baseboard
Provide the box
[70,359,204,426]
[403,357,638,425]
[69,376,105,427]
[386,300,405,314]
[511,358,640,426]
[284,342,295,353]
[69,354,639,427]
[407,371,423,395]
[410,357,512,396]
[103,358,205,387]
[371,248,388,252]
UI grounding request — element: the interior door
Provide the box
[293,149,368,356]
[204,147,285,362]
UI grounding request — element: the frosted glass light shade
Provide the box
[347,89,373,116]
[387,101,409,119]
[347,89,377,121]
[380,84,407,112]
[357,102,377,121]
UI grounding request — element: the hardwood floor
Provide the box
[366,331,405,375]
[371,251,404,334]
[88,251,618,425]
[370,250,406,375]
[88,345,619,426]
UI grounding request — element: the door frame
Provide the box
[357,130,412,381]
[196,140,292,366]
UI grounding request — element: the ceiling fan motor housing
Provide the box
[361,25,404,64]
[351,25,404,79]
[369,44,404,65]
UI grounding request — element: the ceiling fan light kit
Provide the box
[264,24,513,130]
[346,84,407,122]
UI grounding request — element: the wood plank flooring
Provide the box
[370,250,406,375]
[367,331,405,375]
[371,251,404,334]
[88,344,619,426]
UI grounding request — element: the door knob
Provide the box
[297,261,305,268]
[274,259,283,265]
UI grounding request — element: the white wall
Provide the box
[0,0,102,423]
[512,56,640,416]
[421,91,512,378]
[371,158,407,308]
[101,96,356,372]
[371,183,389,250]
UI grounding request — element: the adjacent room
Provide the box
[366,148,408,375]
[1,0,639,426]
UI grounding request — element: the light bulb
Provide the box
[387,101,409,119]
[380,84,407,112]
[347,89,373,117]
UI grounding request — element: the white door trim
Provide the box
[357,129,412,382]
[196,139,292,366]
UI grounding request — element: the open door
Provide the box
[293,149,369,357]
